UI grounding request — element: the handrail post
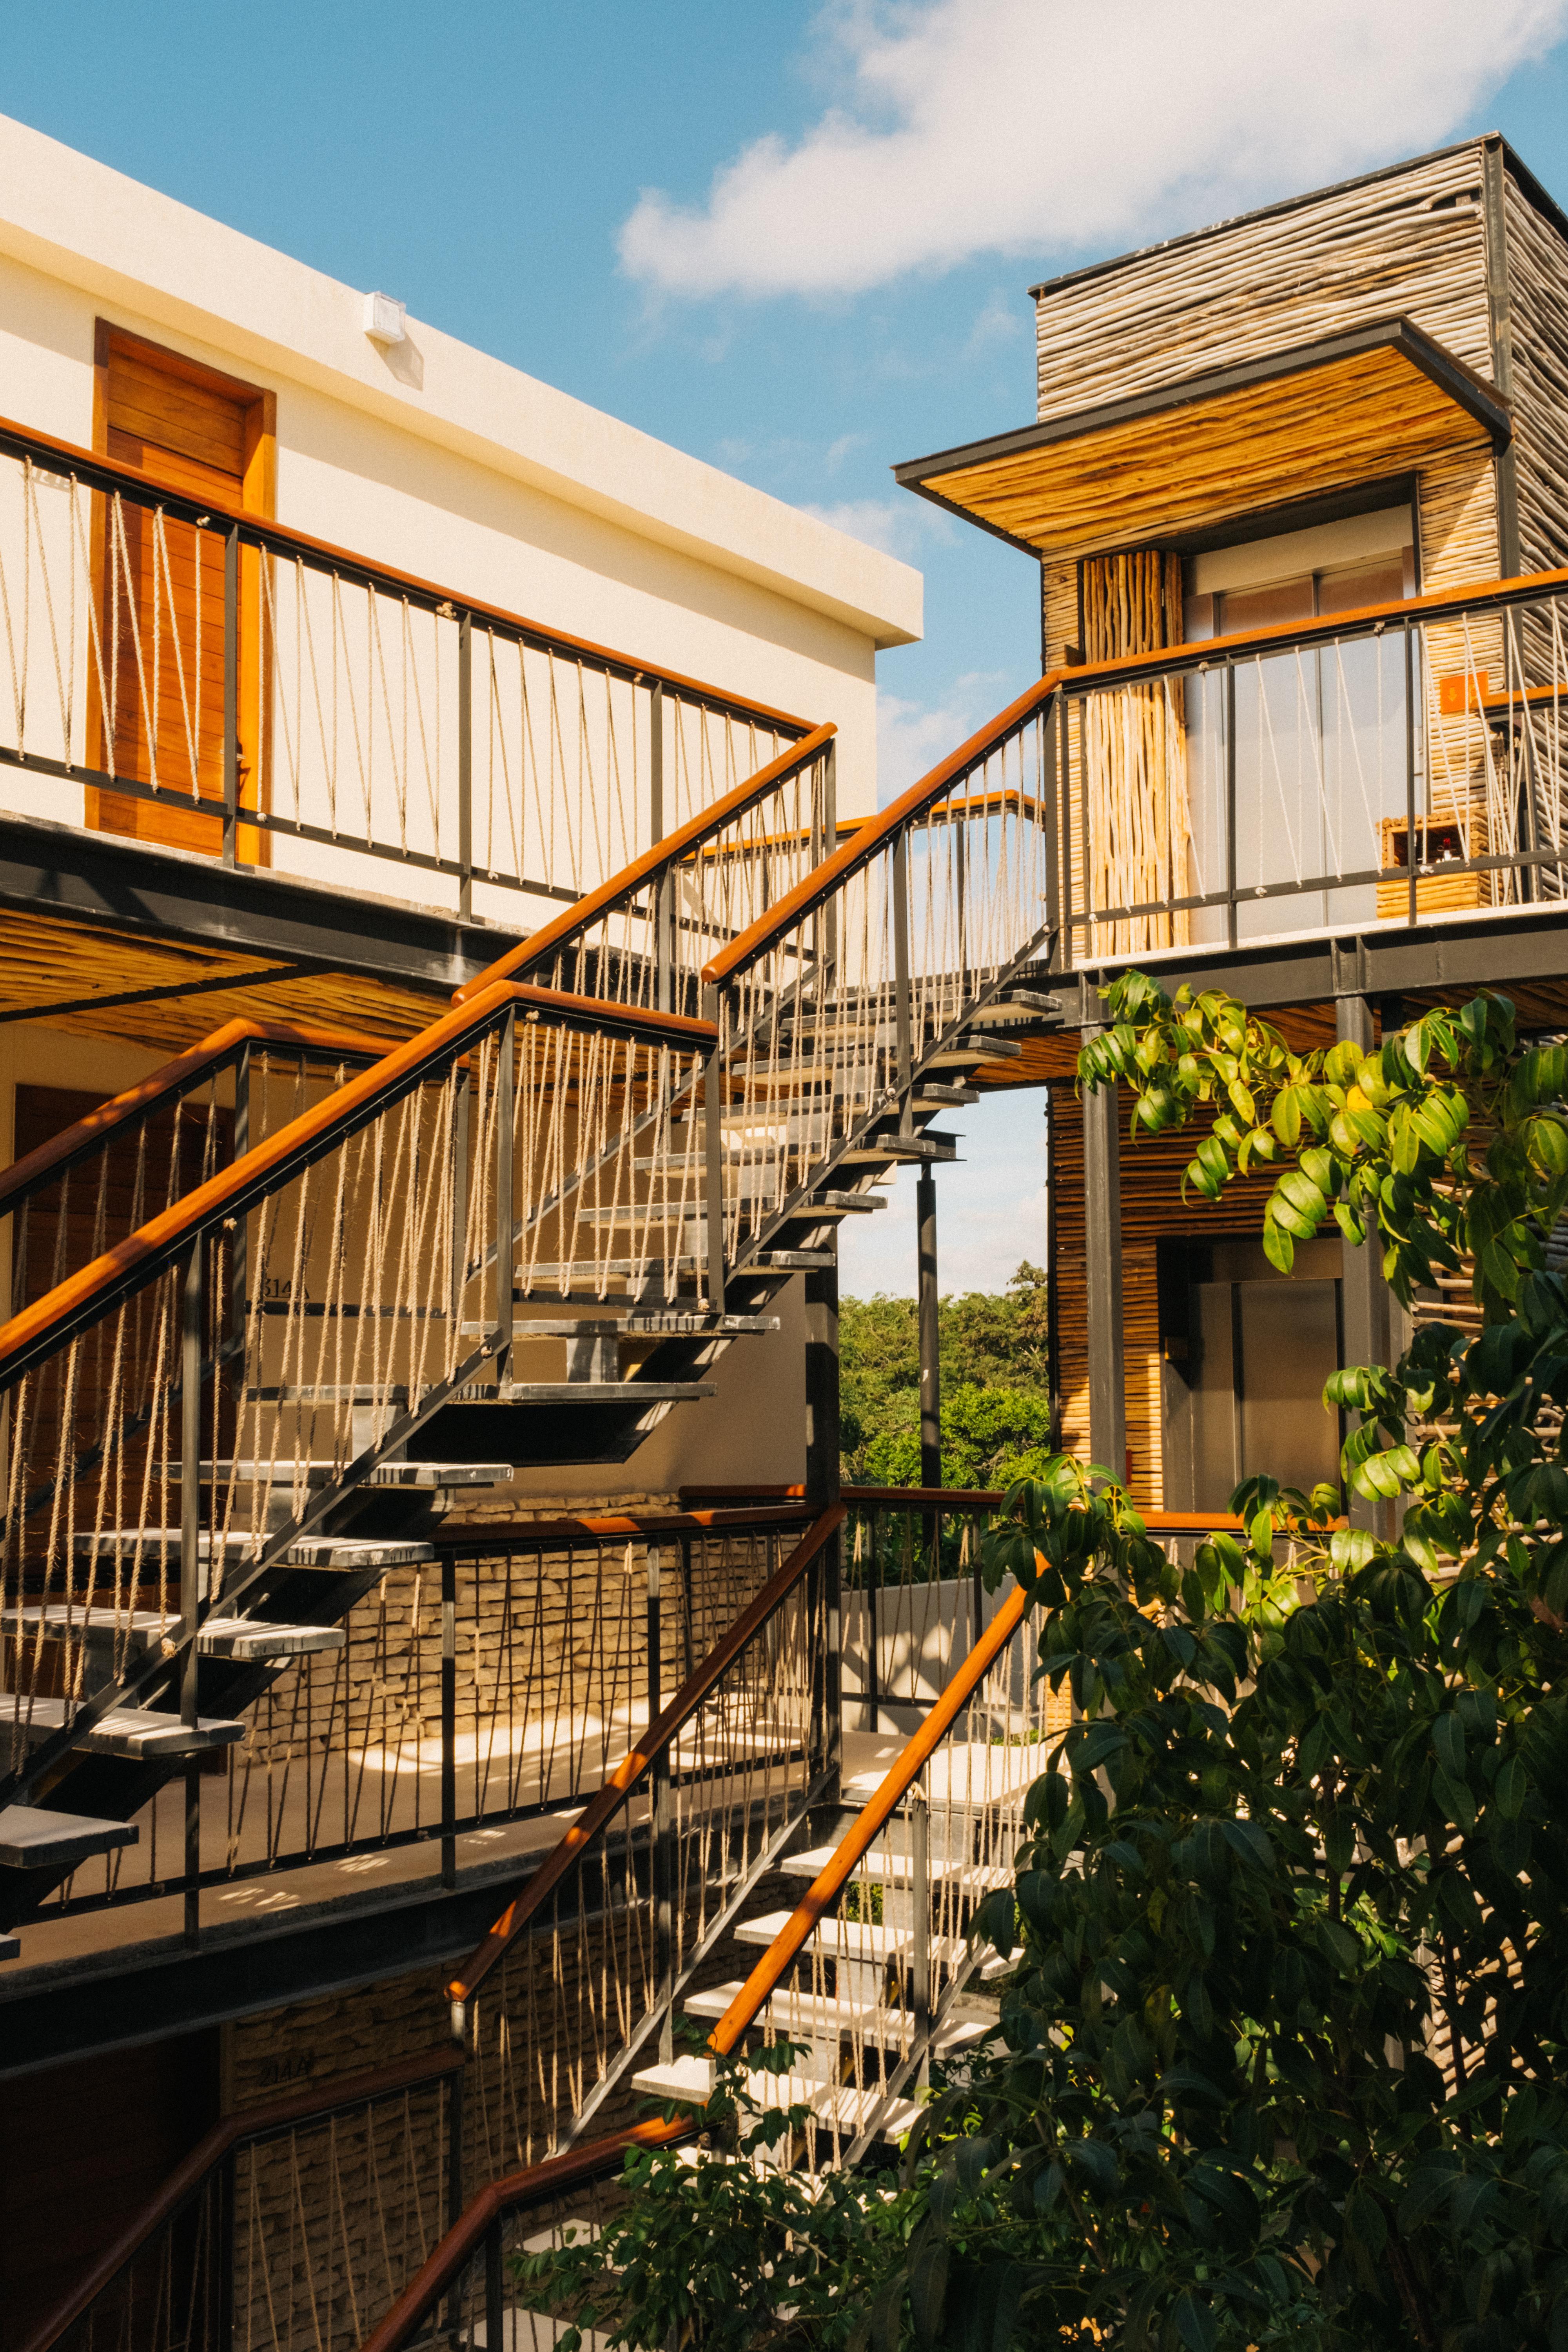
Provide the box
[650,682,672,1013]
[181,1238,205,1946]
[911,1775,931,2083]
[494,1010,515,1384]
[216,2144,237,2352]
[805,1250,841,1797]
[485,2216,505,2352]
[441,1550,457,1892]
[443,2063,466,2346]
[892,826,913,1130]
[229,1041,251,1365]
[648,1541,675,2062]
[221,523,239,868]
[1405,622,1419,928]
[701,985,726,1316]
[1224,660,1239,953]
[458,611,474,922]
[1044,692,1061,968]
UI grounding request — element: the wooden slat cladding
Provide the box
[1050,1066,1323,1508]
[936,345,1493,561]
[1501,171,1568,576]
[1033,145,1494,421]
[89,326,274,860]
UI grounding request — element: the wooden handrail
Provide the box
[435,1503,813,1556]
[445,1502,846,2004]
[701,675,1058,984]
[22,2045,463,2352]
[0,980,717,1392]
[701,555,1568,987]
[0,410,813,737]
[710,1572,1030,2054]
[356,1551,1038,2352]
[358,2117,689,2352]
[453,722,837,1004]
[0,1016,394,1220]
[681,1482,1250,1530]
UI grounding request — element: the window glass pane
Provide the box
[1218,575,1314,633]
[1317,557,1406,616]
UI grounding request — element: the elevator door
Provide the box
[1162,1238,1343,1510]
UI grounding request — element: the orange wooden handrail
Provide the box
[710,1574,1029,2053]
[0,410,812,737]
[24,2045,463,2352]
[0,980,716,1390]
[445,1502,846,2004]
[354,1557,1043,2352]
[453,722,837,1004]
[437,1502,813,1555]
[701,555,1568,988]
[0,1015,394,1220]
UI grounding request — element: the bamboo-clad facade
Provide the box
[900,136,1568,1511]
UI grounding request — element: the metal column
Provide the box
[1082,1027,1126,1483]
[917,1165,941,1492]
[805,1246,842,1797]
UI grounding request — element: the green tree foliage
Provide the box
[524,982,1568,2350]
[841,1262,1050,1486]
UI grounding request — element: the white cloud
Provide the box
[799,494,942,562]
[619,0,1568,300]
[877,671,1009,802]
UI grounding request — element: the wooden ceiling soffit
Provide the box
[893,318,1510,563]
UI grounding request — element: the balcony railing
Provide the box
[1053,564,1568,964]
[0,414,809,921]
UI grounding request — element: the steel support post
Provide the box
[702,984,727,1316]
[650,681,671,1012]
[910,1777,931,2085]
[485,2218,505,2352]
[648,1542,674,2062]
[1224,663,1239,952]
[805,1247,842,1796]
[917,1165,941,1491]
[221,525,239,868]
[216,2147,237,2351]
[494,1011,515,1390]
[1405,623,1419,928]
[1082,1034,1127,1484]
[441,1551,457,1891]
[457,612,474,923]
[180,1241,205,1945]
[1336,993,1393,1537]
[892,829,913,1129]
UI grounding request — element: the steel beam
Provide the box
[1336,995,1394,1538]
[917,1165,941,1490]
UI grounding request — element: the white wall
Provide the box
[0,115,920,848]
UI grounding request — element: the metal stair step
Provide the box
[2,1606,344,1662]
[840,1138,958,1164]
[811,1191,885,1212]
[505,1314,775,1336]
[0,1804,138,1870]
[491,1382,716,1405]
[927,1034,1022,1064]
[201,1461,512,1490]
[0,1694,244,1759]
[73,1530,434,1570]
[632,2054,717,2102]
[748,1250,834,1271]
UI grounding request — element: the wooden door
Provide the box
[88,325,274,859]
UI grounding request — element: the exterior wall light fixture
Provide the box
[363,292,407,347]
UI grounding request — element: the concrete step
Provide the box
[3,1606,343,1662]
[201,1461,512,1490]
[926,1034,1022,1065]
[778,1846,1012,1894]
[732,1909,963,1967]
[683,1982,995,2060]
[0,1804,138,1869]
[0,1694,244,1759]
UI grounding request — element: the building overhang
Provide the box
[893,319,1510,564]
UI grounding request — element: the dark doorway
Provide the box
[1159,1235,1343,1510]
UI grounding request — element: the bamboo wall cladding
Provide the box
[1502,172,1568,577]
[1051,1081,1281,1510]
[1080,551,1191,957]
[1033,144,1494,422]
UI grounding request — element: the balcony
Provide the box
[1049,567,1568,969]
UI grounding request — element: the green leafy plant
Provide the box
[523,981,1568,2350]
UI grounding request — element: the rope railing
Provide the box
[354,1531,1041,2352]
[23,2045,465,2352]
[0,410,811,918]
[0,978,718,1835]
[36,1504,816,1934]
[446,1501,842,2011]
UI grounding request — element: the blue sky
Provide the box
[7,0,1568,1296]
